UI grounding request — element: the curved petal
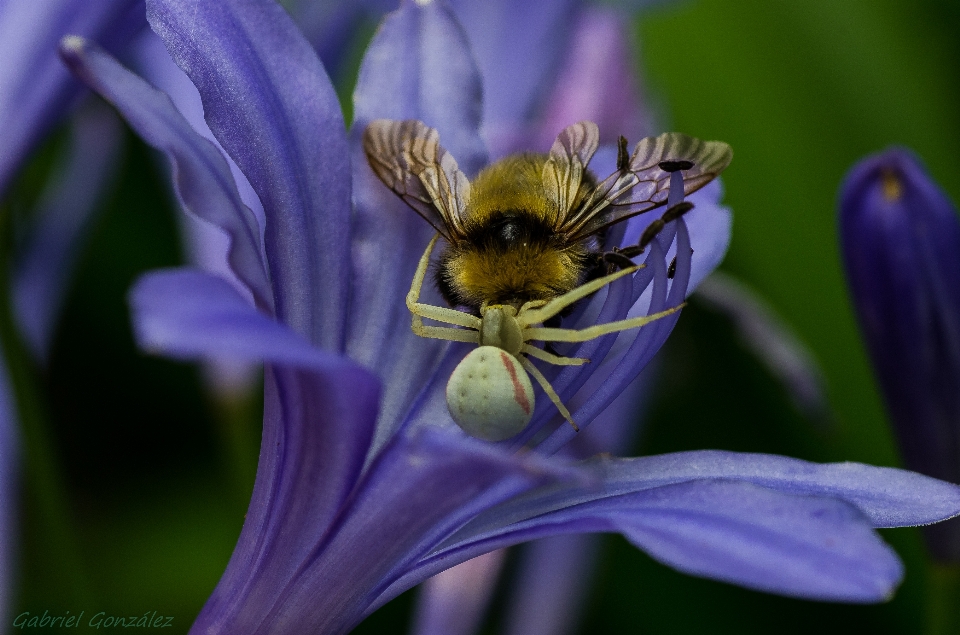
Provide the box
[131,269,333,368]
[131,272,387,635]
[147,0,351,350]
[60,39,272,312]
[349,0,486,457]
[196,429,579,635]
[384,480,904,605]
[451,450,960,536]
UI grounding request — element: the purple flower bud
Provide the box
[840,148,960,561]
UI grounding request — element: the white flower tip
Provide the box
[60,35,87,54]
[414,0,433,6]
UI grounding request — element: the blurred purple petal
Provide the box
[536,7,651,150]
[447,0,577,155]
[0,0,144,194]
[131,269,343,368]
[503,534,600,635]
[349,0,487,455]
[60,38,272,311]
[286,0,392,80]
[12,101,122,360]
[840,148,960,560]
[412,550,506,635]
[147,0,351,349]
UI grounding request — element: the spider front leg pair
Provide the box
[406,234,684,442]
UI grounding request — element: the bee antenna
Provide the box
[617,136,630,171]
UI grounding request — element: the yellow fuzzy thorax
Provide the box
[465,154,556,225]
[445,244,585,308]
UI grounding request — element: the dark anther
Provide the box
[659,159,694,172]
[638,218,666,250]
[667,256,678,279]
[616,136,629,172]
[602,250,637,270]
[662,201,695,223]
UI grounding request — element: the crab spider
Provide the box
[406,235,685,441]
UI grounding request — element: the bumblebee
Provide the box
[363,119,731,441]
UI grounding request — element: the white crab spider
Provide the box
[407,235,684,441]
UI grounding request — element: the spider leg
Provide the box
[519,266,639,327]
[525,303,685,343]
[407,234,482,340]
[522,344,588,366]
[518,356,579,432]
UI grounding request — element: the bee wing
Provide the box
[563,132,732,240]
[541,121,600,229]
[362,119,471,241]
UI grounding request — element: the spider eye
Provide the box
[446,346,535,441]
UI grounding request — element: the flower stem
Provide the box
[0,209,91,606]
[927,563,960,635]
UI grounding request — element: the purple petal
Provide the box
[411,550,506,635]
[352,0,486,171]
[131,272,386,635]
[12,101,122,361]
[132,29,267,290]
[839,148,960,560]
[131,268,343,368]
[195,429,578,635]
[147,0,351,350]
[0,0,143,194]
[503,534,601,635]
[535,7,651,150]
[447,0,578,156]
[459,450,960,534]
[349,0,486,455]
[404,481,903,604]
[195,363,379,635]
[60,38,273,312]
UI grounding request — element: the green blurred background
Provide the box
[6,0,960,633]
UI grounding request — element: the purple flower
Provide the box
[840,148,960,562]
[60,0,960,633]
